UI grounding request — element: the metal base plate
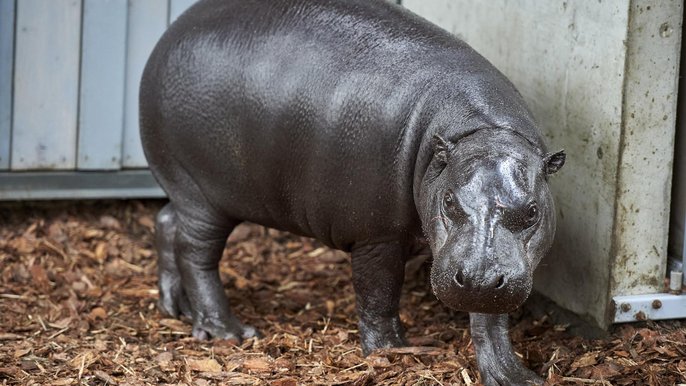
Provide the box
[613,293,686,323]
[0,170,165,200]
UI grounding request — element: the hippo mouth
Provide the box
[430,264,533,314]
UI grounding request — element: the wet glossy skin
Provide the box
[419,129,559,314]
[139,1,565,385]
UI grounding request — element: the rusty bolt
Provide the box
[652,300,662,309]
[635,311,647,321]
[620,303,631,312]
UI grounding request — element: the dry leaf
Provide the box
[0,333,22,340]
[156,351,175,372]
[88,307,107,321]
[137,215,155,230]
[94,370,117,385]
[69,351,97,369]
[228,225,252,242]
[589,363,621,380]
[366,355,393,368]
[99,215,121,230]
[14,347,32,358]
[571,351,599,369]
[654,346,679,358]
[94,242,108,262]
[325,300,335,316]
[30,264,50,291]
[83,229,104,240]
[115,287,158,298]
[187,358,222,373]
[337,330,349,343]
[242,356,272,372]
[270,378,297,386]
[159,318,189,331]
[51,378,75,385]
[375,346,443,356]
[48,317,72,330]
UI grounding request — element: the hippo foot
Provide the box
[191,316,260,342]
[359,315,408,356]
[157,273,192,319]
[477,362,543,386]
[470,313,543,386]
[157,273,260,343]
[158,276,261,343]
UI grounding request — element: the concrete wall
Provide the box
[403,0,682,328]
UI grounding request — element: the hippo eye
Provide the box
[525,202,539,227]
[443,191,465,220]
[443,191,454,208]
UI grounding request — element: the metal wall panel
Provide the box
[78,0,128,170]
[669,11,686,279]
[12,0,82,170]
[122,0,168,168]
[0,0,15,170]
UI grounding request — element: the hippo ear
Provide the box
[544,150,566,175]
[431,134,450,167]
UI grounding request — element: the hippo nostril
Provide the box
[495,275,505,289]
[454,270,465,287]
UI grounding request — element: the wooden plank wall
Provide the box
[4,0,198,171]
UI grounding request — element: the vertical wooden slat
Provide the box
[122,0,168,168]
[0,0,15,170]
[12,0,82,170]
[78,0,127,170]
[169,0,196,23]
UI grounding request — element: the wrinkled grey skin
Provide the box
[140,0,565,385]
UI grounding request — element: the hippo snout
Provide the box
[453,266,506,290]
[431,259,533,314]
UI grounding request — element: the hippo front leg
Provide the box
[470,313,543,386]
[351,241,408,355]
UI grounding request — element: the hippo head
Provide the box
[418,128,565,314]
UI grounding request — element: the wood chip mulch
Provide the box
[1,200,685,385]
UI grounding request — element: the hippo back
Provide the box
[139,0,543,250]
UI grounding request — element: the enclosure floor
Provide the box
[0,200,684,385]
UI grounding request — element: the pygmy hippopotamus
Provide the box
[139,0,565,384]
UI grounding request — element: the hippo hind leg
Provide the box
[155,203,191,318]
[155,202,258,341]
